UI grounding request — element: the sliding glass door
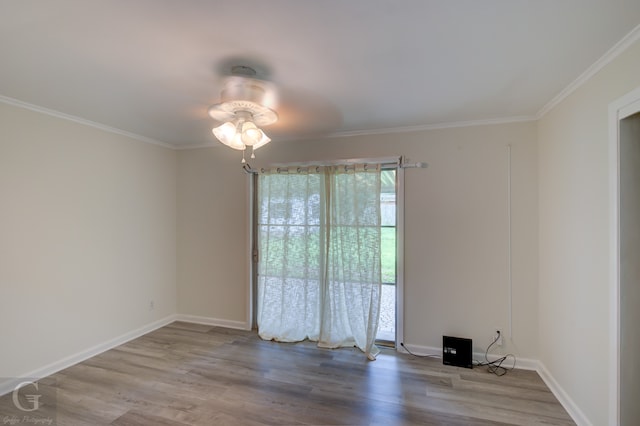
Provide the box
[377,169,397,344]
[251,162,401,351]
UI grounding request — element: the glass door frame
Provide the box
[247,157,405,350]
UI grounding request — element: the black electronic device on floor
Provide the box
[442,335,473,369]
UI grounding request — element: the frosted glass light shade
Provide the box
[240,121,263,146]
[212,115,271,157]
[252,131,271,150]
[213,121,244,150]
[213,121,235,142]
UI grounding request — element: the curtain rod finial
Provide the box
[242,163,256,174]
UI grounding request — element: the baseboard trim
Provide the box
[0,322,590,426]
[0,315,177,397]
[397,343,539,371]
[0,314,248,396]
[537,362,593,426]
[400,342,590,425]
[174,314,250,330]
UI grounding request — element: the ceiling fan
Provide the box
[208,65,279,163]
[206,60,343,163]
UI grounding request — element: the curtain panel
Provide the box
[257,164,383,359]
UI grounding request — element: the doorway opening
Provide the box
[609,88,640,425]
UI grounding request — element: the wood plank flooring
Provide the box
[0,322,575,425]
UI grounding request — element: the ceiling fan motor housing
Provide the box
[208,75,278,126]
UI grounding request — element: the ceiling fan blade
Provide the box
[266,86,343,138]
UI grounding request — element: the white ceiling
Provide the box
[1,0,639,148]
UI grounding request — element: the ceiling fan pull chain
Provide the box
[241,149,246,163]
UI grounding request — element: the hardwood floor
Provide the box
[0,322,575,425]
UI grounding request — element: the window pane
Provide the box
[381,227,396,284]
[381,170,396,226]
[378,168,396,343]
[377,284,396,342]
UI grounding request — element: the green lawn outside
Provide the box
[260,226,396,284]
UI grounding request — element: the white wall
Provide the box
[177,121,539,359]
[0,103,177,379]
[537,39,640,425]
[176,147,250,325]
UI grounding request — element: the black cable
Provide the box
[401,333,516,376]
[400,342,441,359]
[473,331,516,376]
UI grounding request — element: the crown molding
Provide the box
[177,115,538,150]
[536,23,640,119]
[0,94,175,149]
[326,115,537,139]
[175,141,220,150]
[4,23,639,149]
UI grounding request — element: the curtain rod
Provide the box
[242,156,427,174]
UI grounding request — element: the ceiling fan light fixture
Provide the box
[212,121,235,141]
[212,121,245,150]
[240,121,262,146]
[208,68,278,162]
[251,130,271,150]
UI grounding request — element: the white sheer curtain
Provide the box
[257,164,382,359]
[257,169,324,342]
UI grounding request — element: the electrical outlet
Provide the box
[149,300,155,311]
[494,329,503,346]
